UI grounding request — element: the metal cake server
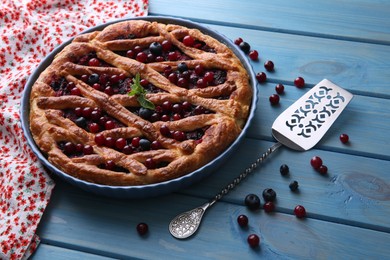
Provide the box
[169,79,353,239]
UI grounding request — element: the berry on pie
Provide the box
[28,20,253,186]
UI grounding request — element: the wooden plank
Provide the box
[194,24,390,98]
[31,244,116,260]
[36,182,390,259]
[180,139,390,232]
[247,82,390,160]
[149,0,390,44]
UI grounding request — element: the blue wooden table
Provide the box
[31,1,390,259]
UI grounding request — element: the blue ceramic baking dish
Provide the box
[20,16,258,198]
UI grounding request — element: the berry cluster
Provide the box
[161,63,227,90]
[310,156,328,175]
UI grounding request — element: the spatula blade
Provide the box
[272,79,353,151]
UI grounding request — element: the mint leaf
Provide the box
[137,95,155,110]
[128,73,155,110]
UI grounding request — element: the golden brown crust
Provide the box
[29,20,252,186]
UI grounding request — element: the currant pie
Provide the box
[29,20,253,186]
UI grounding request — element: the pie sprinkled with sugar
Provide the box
[29,20,253,186]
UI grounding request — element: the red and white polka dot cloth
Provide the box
[0,1,148,259]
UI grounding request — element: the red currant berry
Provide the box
[234,37,243,45]
[173,131,186,141]
[168,73,178,84]
[136,52,148,63]
[110,74,120,84]
[269,94,280,105]
[161,114,170,122]
[88,58,100,67]
[132,137,140,148]
[104,86,114,96]
[151,141,162,150]
[88,123,100,133]
[82,107,93,118]
[263,201,275,213]
[183,35,195,47]
[94,133,105,146]
[203,71,214,84]
[66,82,76,91]
[145,158,156,169]
[92,83,102,91]
[75,143,83,153]
[63,142,75,155]
[133,46,143,54]
[70,87,81,96]
[104,120,116,130]
[264,60,274,71]
[294,77,305,88]
[74,107,83,116]
[115,138,127,150]
[247,234,260,247]
[237,214,249,227]
[177,77,189,88]
[318,165,328,175]
[123,145,133,155]
[160,125,171,137]
[255,72,267,83]
[126,50,135,58]
[168,51,178,61]
[80,74,89,82]
[294,205,306,218]
[196,78,207,88]
[340,134,349,143]
[161,40,172,52]
[83,145,94,155]
[249,50,259,61]
[105,160,115,170]
[104,137,115,148]
[136,223,149,235]
[194,64,204,76]
[310,156,323,169]
[275,84,285,94]
[140,79,149,87]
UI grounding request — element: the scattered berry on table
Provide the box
[256,72,267,83]
[263,201,275,213]
[239,41,251,54]
[262,188,277,202]
[244,193,261,210]
[264,60,274,71]
[234,37,243,45]
[269,94,280,105]
[310,156,323,169]
[275,83,285,94]
[237,214,249,227]
[340,134,349,144]
[280,164,289,176]
[289,181,299,191]
[294,205,306,218]
[136,223,149,235]
[249,50,259,61]
[294,76,305,88]
[318,165,328,175]
[247,234,260,247]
